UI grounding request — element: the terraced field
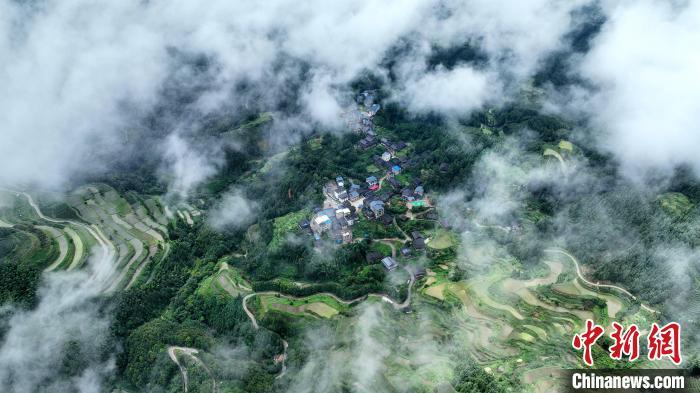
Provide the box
[0,185,175,293]
[419,250,658,392]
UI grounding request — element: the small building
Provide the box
[414,267,427,279]
[366,176,378,187]
[337,191,349,202]
[370,200,385,218]
[298,219,310,231]
[391,165,401,175]
[349,190,360,201]
[393,141,407,151]
[336,208,351,219]
[373,156,388,169]
[312,214,332,233]
[381,152,392,162]
[402,188,415,202]
[387,177,401,190]
[380,213,393,226]
[336,176,345,188]
[381,256,398,271]
[358,137,377,150]
[412,231,426,249]
[414,186,424,196]
[400,247,411,257]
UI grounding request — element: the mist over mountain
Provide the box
[1,1,699,392]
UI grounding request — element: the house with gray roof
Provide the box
[381,256,398,271]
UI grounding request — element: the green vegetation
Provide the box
[658,192,694,219]
[268,208,310,250]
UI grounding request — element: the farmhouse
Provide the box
[381,256,398,271]
[381,152,392,162]
[387,177,401,190]
[358,136,377,150]
[366,175,379,191]
[369,200,385,218]
[312,214,332,233]
[411,231,426,250]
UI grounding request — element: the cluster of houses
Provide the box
[345,90,381,138]
[297,91,437,271]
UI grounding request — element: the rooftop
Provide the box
[381,256,398,270]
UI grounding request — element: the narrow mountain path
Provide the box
[544,248,659,314]
[167,346,218,393]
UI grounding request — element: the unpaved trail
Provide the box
[376,239,398,258]
[275,340,289,380]
[500,260,593,320]
[544,248,659,314]
[0,218,12,228]
[168,346,218,393]
[40,225,68,271]
[65,227,85,270]
[168,346,190,393]
[392,217,411,242]
[473,221,511,233]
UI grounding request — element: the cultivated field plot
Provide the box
[0,185,172,293]
[257,293,348,319]
[418,250,659,392]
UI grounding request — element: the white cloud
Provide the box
[0,250,117,392]
[576,0,700,178]
[401,66,496,115]
[161,134,222,199]
[208,188,258,229]
[0,0,596,191]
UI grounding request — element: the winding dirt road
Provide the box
[544,248,659,314]
[167,346,218,393]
